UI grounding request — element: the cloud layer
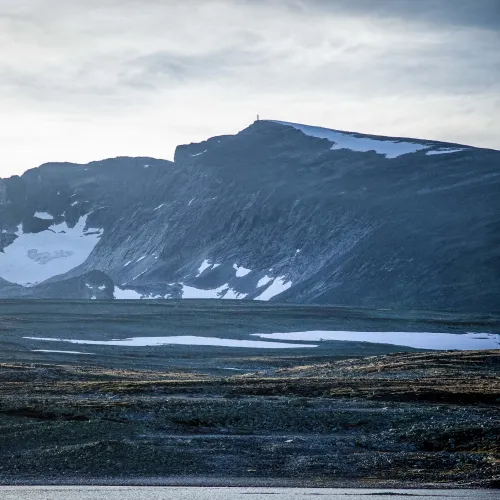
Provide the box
[1,0,499,176]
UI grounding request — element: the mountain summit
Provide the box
[1,120,498,311]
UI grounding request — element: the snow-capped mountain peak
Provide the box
[0,121,498,312]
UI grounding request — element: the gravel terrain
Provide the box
[1,301,498,488]
[0,350,498,488]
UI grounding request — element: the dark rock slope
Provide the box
[0,120,499,311]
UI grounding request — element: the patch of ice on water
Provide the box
[0,215,103,286]
[255,276,292,300]
[34,212,54,220]
[233,263,251,277]
[252,331,500,351]
[272,121,430,158]
[25,336,317,349]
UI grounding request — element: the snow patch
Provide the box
[272,121,430,158]
[188,198,196,206]
[153,203,165,211]
[25,336,317,349]
[136,255,146,262]
[182,283,229,299]
[71,201,79,206]
[133,270,147,281]
[0,215,103,286]
[197,259,212,276]
[255,276,292,300]
[123,260,132,267]
[114,286,142,299]
[32,350,95,355]
[233,263,251,277]
[252,331,500,351]
[426,148,465,156]
[221,288,248,299]
[257,275,273,288]
[34,212,54,220]
[191,150,208,157]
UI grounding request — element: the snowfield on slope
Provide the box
[114,283,248,300]
[272,120,431,158]
[34,212,54,220]
[255,276,292,300]
[0,215,102,286]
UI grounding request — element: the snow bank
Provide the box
[0,215,102,286]
[255,276,292,300]
[426,148,465,156]
[272,121,430,158]
[34,212,54,220]
[233,263,251,277]
[252,331,499,350]
[25,335,317,349]
[114,287,142,299]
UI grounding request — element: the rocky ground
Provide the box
[0,350,498,487]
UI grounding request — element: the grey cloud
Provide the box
[122,46,269,89]
[279,0,500,31]
[0,0,499,177]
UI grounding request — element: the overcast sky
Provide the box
[1,0,499,177]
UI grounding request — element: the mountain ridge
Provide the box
[1,120,499,311]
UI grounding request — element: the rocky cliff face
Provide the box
[0,120,499,311]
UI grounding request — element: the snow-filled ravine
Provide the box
[252,331,500,351]
[0,215,102,286]
[24,336,317,349]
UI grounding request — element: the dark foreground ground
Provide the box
[0,301,498,488]
[0,350,498,488]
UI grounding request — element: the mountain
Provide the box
[0,120,499,311]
